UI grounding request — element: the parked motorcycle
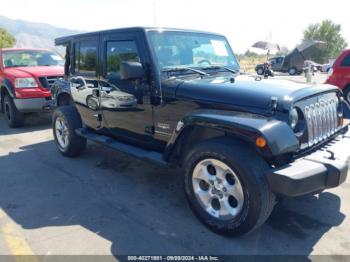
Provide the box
[261,61,274,78]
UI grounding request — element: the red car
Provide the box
[0,48,64,127]
[326,49,350,102]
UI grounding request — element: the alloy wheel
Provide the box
[192,159,244,220]
[55,117,69,149]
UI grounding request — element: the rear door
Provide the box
[70,35,101,130]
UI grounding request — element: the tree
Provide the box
[303,20,347,63]
[244,49,258,58]
[275,46,289,56]
[0,28,16,48]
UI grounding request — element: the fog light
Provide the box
[256,137,267,148]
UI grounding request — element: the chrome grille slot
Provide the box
[303,95,339,147]
[39,76,63,89]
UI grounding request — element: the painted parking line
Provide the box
[0,209,38,262]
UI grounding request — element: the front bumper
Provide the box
[13,97,54,112]
[267,127,350,197]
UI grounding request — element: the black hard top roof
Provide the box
[55,27,224,45]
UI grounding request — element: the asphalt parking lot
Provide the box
[0,73,349,259]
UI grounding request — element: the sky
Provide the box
[1,0,349,54]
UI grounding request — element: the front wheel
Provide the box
[3,95,24,128]
[288,67,297,75]
[52,106,87,157]
[183,138,275,236]
[256,67,264,75]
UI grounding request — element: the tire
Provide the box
[52,106,87,157]
[256,67,264,75]
[3,95,24,128]
[288,67,297,75]
[183,138,275,236]
[86,95,98,111]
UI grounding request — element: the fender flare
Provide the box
[51,79,71,107]
[0,79,16,98]
[164,110,299,160]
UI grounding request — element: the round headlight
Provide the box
[289,108,299,130]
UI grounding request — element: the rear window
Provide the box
[74,39,98,74]
[341,54,350,67]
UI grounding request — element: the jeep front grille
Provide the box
[304,97,339,147]
[39,76,63,89]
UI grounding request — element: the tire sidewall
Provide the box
[184,143,268,236]
[4,95,13,124]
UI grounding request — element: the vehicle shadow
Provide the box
[0,140,346,256]
[0,113,51,136]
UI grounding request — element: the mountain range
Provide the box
[0,15,84,54]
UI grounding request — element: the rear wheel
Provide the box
[52,106,86,157]
[183,138,275,236]
[3,95,24,128]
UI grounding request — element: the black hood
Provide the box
[173,75,339,111]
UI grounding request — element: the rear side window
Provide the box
[341,54,350,67]
[74,39,98,74]
[106,40,140,78]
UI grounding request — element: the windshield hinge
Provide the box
[270,97,278,113]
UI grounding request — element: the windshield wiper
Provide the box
[162,67,208,76]
[201,66,238,74]
[6,65,29,68]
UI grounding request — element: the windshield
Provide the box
[2,50,64,68]
[147,31,239,72]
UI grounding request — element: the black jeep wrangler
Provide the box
[51,27,350,236]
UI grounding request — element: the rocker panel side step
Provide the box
[76,128,168,166]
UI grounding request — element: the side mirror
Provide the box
[120,61,145,80]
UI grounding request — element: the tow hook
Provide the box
[326,150,335,160]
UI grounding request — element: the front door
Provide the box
[99,33,154,146]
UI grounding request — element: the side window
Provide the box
[74,40,98,74]
[341,54,350,67]
[106,40,140,78]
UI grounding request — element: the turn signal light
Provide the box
[340,117,344,126]
[256,137,267,148]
